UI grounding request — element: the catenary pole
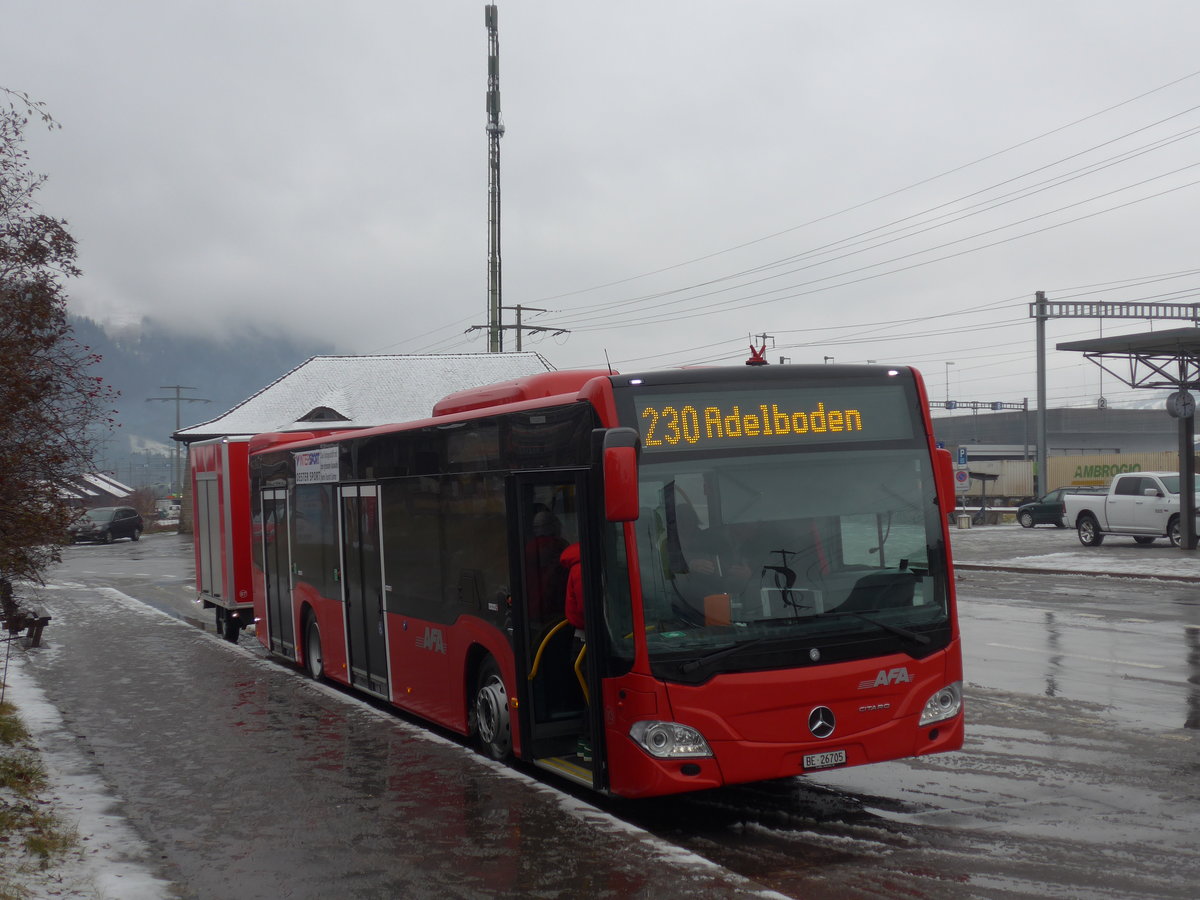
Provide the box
[486,4,504,352]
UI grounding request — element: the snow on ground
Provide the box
[1,654,174,900]
[978,550,1200,579]
[950,522,1200,582]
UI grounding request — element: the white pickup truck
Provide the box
[1062,471,1198,547]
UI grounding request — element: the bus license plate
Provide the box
[803,749,846,770]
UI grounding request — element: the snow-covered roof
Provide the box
[57,483,96,500]
[80,473,133,497]
[58,473,134,502]
[173,352,556,441]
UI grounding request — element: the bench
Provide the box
[0,583,51,648]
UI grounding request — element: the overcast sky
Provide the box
[8,1,1200,411]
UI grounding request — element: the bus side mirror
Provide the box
[603,427,640,522]
[934,448,955,516]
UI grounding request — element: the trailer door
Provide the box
[340,484,389,697]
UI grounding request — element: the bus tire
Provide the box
[304,616,325,681]
[473,656,512,761]
[1077,514,1104,547]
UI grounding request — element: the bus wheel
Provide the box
[304,618,325,681]
[473,656,511,760]
[221,610,240,643]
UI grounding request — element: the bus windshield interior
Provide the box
[630,447,949,678]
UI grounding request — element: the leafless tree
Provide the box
[1,89,117,593]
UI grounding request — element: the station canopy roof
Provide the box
[1058,326,1200,550]
[1057,326,1200,358]
[1056,327,1200,390]
[174,352,556,442]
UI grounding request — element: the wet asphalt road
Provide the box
[13,529,1200,898]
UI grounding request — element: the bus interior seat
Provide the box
[841,571,917,612]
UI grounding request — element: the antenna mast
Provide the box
[485,4,504,352]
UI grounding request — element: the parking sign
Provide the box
[954,467,970,494]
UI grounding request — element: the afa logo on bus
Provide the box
[858,667,913,689]
[418,627,447,654]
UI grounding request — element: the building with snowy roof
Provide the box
[60,472,135,508]
[173,352,556,443]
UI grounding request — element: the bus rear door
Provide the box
[259,488,295,656]
[339,484,389,697]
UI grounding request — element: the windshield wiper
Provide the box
[679,638,767,675]
[827,610,930,646]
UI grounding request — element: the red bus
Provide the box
[245,363,963,798]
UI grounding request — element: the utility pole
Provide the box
[147,386,210,495]
[485,4,504,352]
[468,304,568,350]
[1034,290,1047,496]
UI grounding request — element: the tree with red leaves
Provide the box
[1,89,117,593]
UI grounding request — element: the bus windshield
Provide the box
[630,446,949,681]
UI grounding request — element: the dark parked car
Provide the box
[1017,486,1107,528]
[69,506,144,543]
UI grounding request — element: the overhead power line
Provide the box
[519,67,1200,308]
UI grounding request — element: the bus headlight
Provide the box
[918,681,962,726]
[629,721,713,758]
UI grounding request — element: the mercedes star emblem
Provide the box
[808,706,836,739]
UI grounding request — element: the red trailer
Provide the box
[190,437,256,642]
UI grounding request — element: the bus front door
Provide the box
[260,488,294,656]
[339,484,389,697]
[511,472,595,783]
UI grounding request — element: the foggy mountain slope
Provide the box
[71,315,331,485]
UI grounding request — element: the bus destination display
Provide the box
[633,385,913,451]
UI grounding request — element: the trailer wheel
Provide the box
[1077,514,1105,547]
[1169,515,1182,548]
[473,656,511,761]
[304,618,325,681]
[215,608,240,643]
